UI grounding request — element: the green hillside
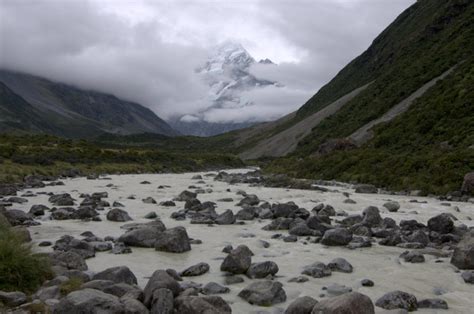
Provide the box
[261,0,474,194]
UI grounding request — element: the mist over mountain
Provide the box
[168,41,280,136]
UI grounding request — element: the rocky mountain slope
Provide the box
[169,41,278,136]
[234,0,473,194]
[0,70,178,138]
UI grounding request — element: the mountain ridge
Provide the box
[0,70,178,138]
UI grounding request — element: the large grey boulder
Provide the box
[220,245,253,274]
[180,262,210,277]
[52,289,123,314]
[201,282,230,295]
[92,266,137,285]
[29,204,49,216]
[311,292,374,314]
[321,228,353,246]
[285,296,318,314]
[143,270,181,307]
[174,296,232,314]
[451,230,474,269]
[121,296,149,314]
[383,201,400,212]
[246,261,279,279]
[238,280,286,306]
[215,209,235,225]
[154,226,191,253]
[53,235,95,259]
[428,213,454,234]
[362,206,382,227]
[49,193,75,206]
[328,257,353,273]
[118,227,162,248]
[302,262,331,278]
[49,251,88,271]
[0,291,27,307]
[107,208,132,222]
[375,290,418,311]
[3,209,35,226]
[176,190,197,202]
[150,288,173,314]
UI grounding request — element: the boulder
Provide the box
[176,190,197,202]
[49,193,74,206]
[237,194,260,207]
[49,251,88,271]
[375,290,417,311]
[302,262,332,278]
[215,209,235,225]
[118,227,162,248]
[121,296,149,314]
[236,207,257,220]
[362,206,382,227]
[450,230,474,269]
[238,280,286,306]
[272,203,298,218]
[154,226,191,253]
[428,213,454,234]
[201,282,230,295]
[51,207,76,220]
[92,266,137,285]
[52,288,123,313]
[328,257,353,273]
[461,271,474,283]
[355,184,377,194]
[74,206,100,220]
[326,283,353,296]
[383,201,400,212]
[29,204,49,216]
[143,270,181,307]
[417,298,448,309]
[53,235,95,259]
[246,261,279,279]
[0,291,27,307]
[180,263,210,277]
[461,172,474,194]
[150,288,173,314]
[321,228,353,246]
[312,292,375,314]
[4,209,35,226]
[285,296,318,314]
[174,296,231,314]
[107,208,132,222]
[220,245,253,274]
[142,197,157,204]
[112,243,132,254]
[400,251,425,263]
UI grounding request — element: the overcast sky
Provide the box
[0,0,415,122]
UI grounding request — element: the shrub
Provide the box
[0,224,53,293]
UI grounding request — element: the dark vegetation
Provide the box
[265,56,474,195]
[0,133,243,183]
[0,223,53,293]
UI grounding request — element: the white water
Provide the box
[13,169,474,313]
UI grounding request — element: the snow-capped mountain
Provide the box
[169,41,279,137]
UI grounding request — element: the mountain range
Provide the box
[0,70,177,138]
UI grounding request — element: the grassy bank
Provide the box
[0,133,244,184]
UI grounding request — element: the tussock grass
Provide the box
[0,224,53,293]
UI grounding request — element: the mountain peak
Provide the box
[259,58,275,65]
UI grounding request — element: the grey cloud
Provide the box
[0,0,415,123]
